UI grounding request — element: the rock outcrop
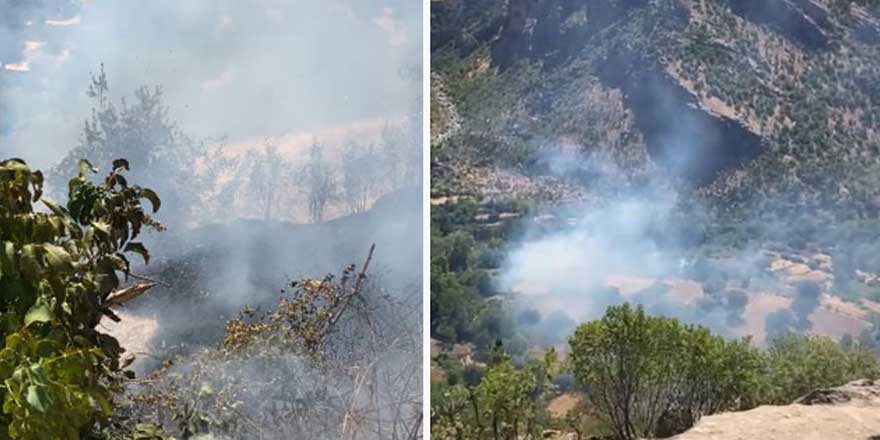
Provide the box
[672,380,880,440]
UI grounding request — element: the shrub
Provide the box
[123,257,422,440]
[568,304,765,440]
[765,334,880,403]
[476,361,539,440]
[0,158,163,439]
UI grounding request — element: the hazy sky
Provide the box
[0,0,422,168]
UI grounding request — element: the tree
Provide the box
[202,144,302,222]
[0,158,163,439]
[431,383,480,440]
[724,289,749,327]
[791,281,821,327]
[299,141,337,223]
[340,140,379,214]
[660,329,766,435]
[563,399,599,440]
[241,144,296,221]
[49,65,212,228]
[440,231,478,273]
[568,304,766,439]
[253,145,282,220]
[430,272,479,342]
[378,122,410,190]
[765,334,880,404]
[569,304,681,440]
[431,360,539,440]
[476,361,539,440]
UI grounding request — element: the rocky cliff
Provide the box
[672,380,880,440]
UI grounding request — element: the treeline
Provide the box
[227,123,421,224]
[431,198,527,349]
[50,65,421,227]
[432,304,880,440]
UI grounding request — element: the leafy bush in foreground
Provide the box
[0,158,162,439]
[431,360,542,440]
[765,333,880,404]
[568,304,880,440]
[568,304,765,439]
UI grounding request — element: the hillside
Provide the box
[431,0,880,344]
[430,2,880,344]
[431,1,880,439]
[432,0,880,203]
[109,186,422,372]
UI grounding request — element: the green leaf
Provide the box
[1,158,28,171]
[1,242,15,271]
[42,244,73,270]
[124,242,150,265]
[68,176,86,194]
[24,302,52,326]
[91,221,111,238]
[95,273,119,296]
[141,188,161,213]
[25,385,49,413]
[34,339,60,358]
[31,170,44,202]
[84,226,95,245]
[121,354,136,369]
[20,244,39,276]
[0,314,21,334]
[91,390,112,415]
[108,254,130,273]
[40,200,68,219]
[78,159,98,177]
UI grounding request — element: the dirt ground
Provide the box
[516,271,873,345]
[98,311,159,369]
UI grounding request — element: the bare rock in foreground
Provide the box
[672,380,880,440]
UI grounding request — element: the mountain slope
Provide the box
[432,0,880,211]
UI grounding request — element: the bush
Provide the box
[569,305,880,439]
[0,158,163,439]
[568,304,765,439]
[477,361,539,439]
[431,361,540,440]
[765,334,880,403]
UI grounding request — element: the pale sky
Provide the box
[0,0,422,169]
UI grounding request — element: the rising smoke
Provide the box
[1,0,421,169]
[496,181,738,338]
[1,2,423,437]
[496,75,828,344]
